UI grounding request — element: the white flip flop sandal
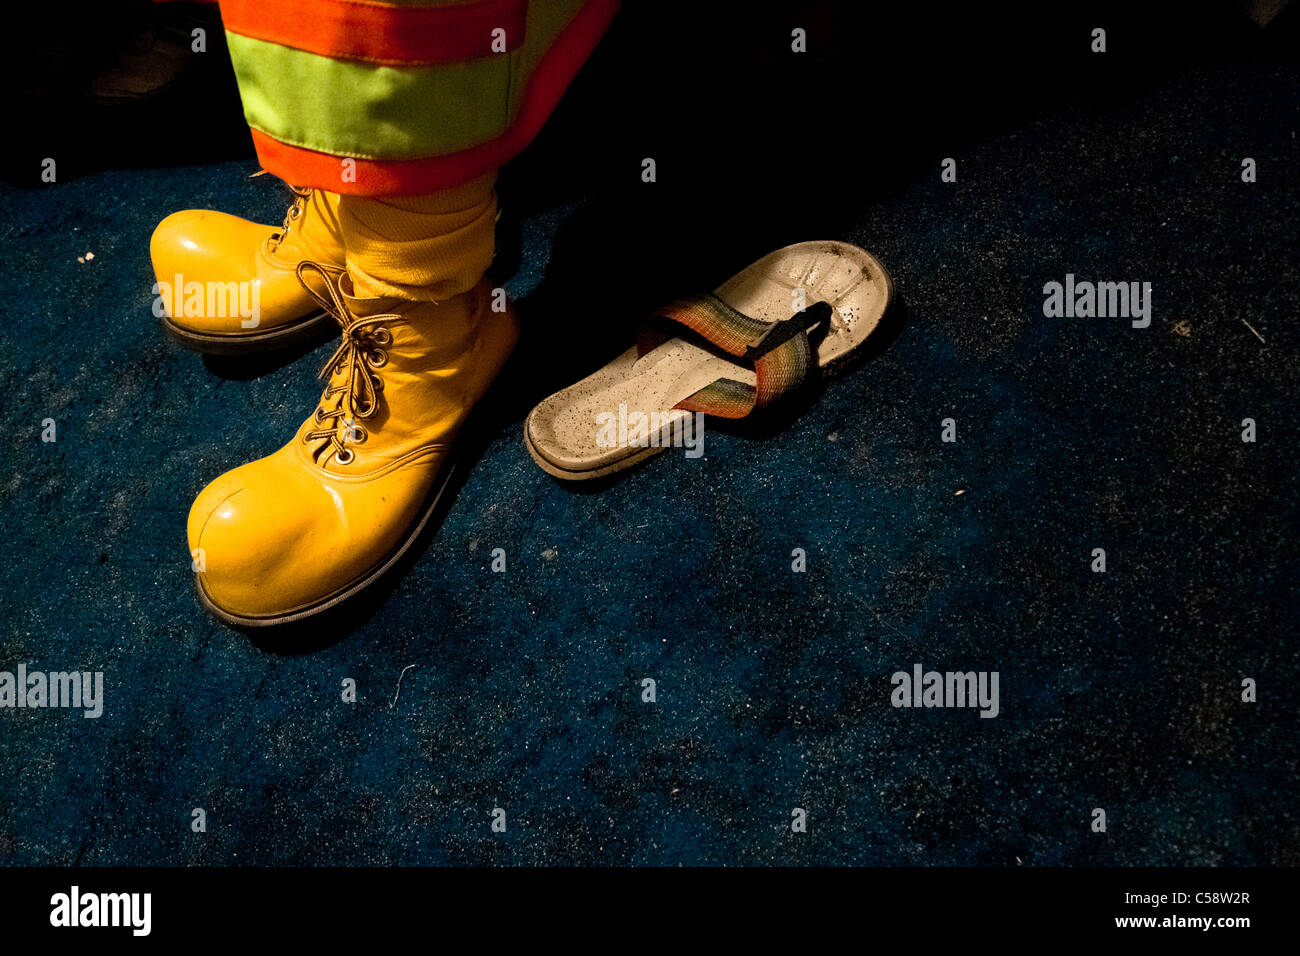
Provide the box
[524,240,894,480]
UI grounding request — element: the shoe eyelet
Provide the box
[368,349,388,368]
[371,374,384,392]
[314,407,325,423]
[334,448,355,465]
[348,424,368,444]
[372,329,392,347]
[288,205,301,220]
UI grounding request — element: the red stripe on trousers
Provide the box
[220,0,528,65]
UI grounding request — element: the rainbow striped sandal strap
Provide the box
[637,293,832,419]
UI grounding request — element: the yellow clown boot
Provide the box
[150,185,344,353]
[187,173,511,624]
[187,262,518,624]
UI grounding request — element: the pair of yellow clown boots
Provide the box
[153,187,517,626]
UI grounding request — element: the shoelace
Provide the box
[266,185,314,253]
[296,261,402,466]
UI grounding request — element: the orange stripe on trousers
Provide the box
[220,0,528,65]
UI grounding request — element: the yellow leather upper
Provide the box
[187,277,518,618]
[150,189,344,335]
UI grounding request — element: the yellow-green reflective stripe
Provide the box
[228,33,512,160]
[226,1,586,161]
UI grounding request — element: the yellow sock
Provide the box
[338,172,497,302]
[294,189,345,264]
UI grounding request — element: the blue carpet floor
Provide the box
[0,64,1296,865]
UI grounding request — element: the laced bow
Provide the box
[296,261,402,466]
